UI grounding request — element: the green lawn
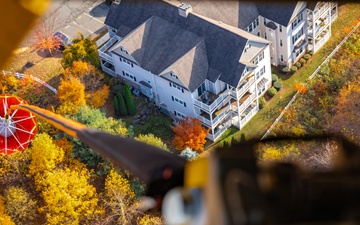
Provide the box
[207,3,360,150]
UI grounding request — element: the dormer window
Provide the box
[244,43,251,52]
[170,72,178,79]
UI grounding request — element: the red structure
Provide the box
[0,94,37,154]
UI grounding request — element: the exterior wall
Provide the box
[154,74,196,119]
[288,9,308,66]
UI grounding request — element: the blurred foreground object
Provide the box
[0,0,50,69]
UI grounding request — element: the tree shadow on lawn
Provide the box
[272,65,292,81]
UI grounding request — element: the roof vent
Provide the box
[178,3,192,18]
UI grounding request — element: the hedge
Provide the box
[303,54,311,61]
[273,81,283,90]
[282,67,289,74]
[268,87,277,97]
[290,66,298,73]
[271,74,278,84]
[299,58,306,66]
[295,62,302,69]
[259,96,267,109]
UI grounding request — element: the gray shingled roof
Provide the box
[105,0,257,88]
[181,0,260,30]
[256,1,307,27]
[160,40,208,92]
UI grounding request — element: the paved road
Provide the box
[20,0,110,47]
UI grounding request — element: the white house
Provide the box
[177,1,337,68]
[98,0,337,141]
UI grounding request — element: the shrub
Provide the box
[295,62,302,69]
[273,81,283,90]
[299,58,306,66]
[268,87,277,97]
[259,96,266,109]
[281,67,289,74]
[271,74,278,84]
[180,147,198,161]
[117,93,128,116]
[124,84,137,115]
[290,66,298,73]
[303,54,311,61]
[307,50,313,56]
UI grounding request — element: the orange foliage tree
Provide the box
[294,83,308,94]
[31,11,61,56]
[171,118,209,151]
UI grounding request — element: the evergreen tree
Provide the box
[117,93,128,116]
[124,84,137,115]
[114,95,119,116]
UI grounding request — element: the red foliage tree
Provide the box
[171,118,209,151]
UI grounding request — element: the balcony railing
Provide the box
[197,105,231,128]
[207,118,232,141]
[98,36,119,63]
[232,92,256,113]
[314,2,329,20]
[193,89,229,113]
[314,31,330,51]
[230,77,255,99]
[240,106,258,128]
[102,66,116,76]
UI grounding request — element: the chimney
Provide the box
[178,3,192,18]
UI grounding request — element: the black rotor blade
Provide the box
[77,128,187,197]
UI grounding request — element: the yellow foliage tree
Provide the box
[40,168,99,225]
[260,144,300,162]
[86,84,110,108]
[0,196,15,225]
[54,137,73,158]
[29,133,65,189]
[135,133,168,151]
[3,187,37,224]
[138,214,164,225]
[57,76,86,115]
[103,169,138,224]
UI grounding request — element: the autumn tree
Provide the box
[56,76,86,115]
[31,11,61,56]
[3,187,37,224]
[0,196,15,225]
[62,33,100,68]
[135,134,168,151]
[102,169,139,224]
[171,118,209,151]
[294,83,308,94]
[63,60,109,108]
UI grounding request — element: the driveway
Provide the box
[20,0,110,47]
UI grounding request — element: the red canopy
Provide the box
[0,94,37,154]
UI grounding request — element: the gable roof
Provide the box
[105,0,269,89]
[256,1,307,27]
[180,0,260,30]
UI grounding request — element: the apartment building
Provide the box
[99,0,272,141]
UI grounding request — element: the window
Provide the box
[257,31,260,36]
[170,72,178,79]
[172,96,186,107]
[279,25,282,32]
[122,71,136,82]
[252,52,264,65]
[291,13,303,29]
[280,39,283,47]
[120,57,134,67]
[295,46,304,58]
[246,18,259,33]
[174,111,186,119]
[264,32,267,39]
[292,28,303,44]
[258,85,266,96]
[263,18,266,25]
[170,82,184,93]
[280,54,284,62]
[256,66,266,79]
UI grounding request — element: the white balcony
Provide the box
[230,77,255,99]
[98,36,119,63]
[193,89,230,113]
[314,31,330,52]
[239,105,258,128]
[207,117,232,141]
[197,105,231,128]
[313,2,329,20]
[231,92,256,113]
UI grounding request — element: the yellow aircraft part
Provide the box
[9,104,86,138]
[0,0,50,70]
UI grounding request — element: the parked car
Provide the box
[53,31,71,51]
